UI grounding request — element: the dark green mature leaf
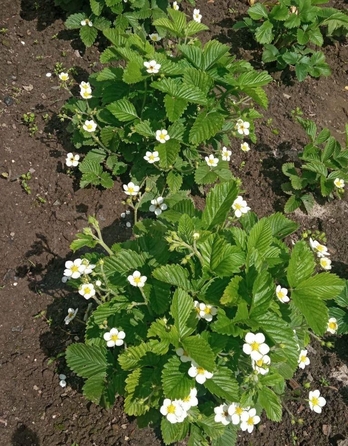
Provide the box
[103,250,147,275]
[80,26,98,47]
[65,12,86,29]
[335,280,348,307]
[181,335,215,371]
[107,99,139,122]
[162,356,193,399]
[201,180,238,230]
[211,311,244,336]
[204,366,239,400]
[267,213,298,238]
[291,289,328,335]
[258,387,282,421]
[194,165,218,185]
[66,344,108,378]
[177,44,203,69]
[255,20,274,44]
[248,3,269,20]
[171,288,194,338]
[262,44,279,63]
[152,264,192,291]
[295,273,344,301]
[287,241,316,287]
[247,218,273,256]
[167,171,183,193]
[90,0,104,15]
[189,111,225,145]
[164,95,188,122]
[158,140,181,169]
[202,40,230,70]
[211,425,238,446]
[161,418,189,445]
[250,270,274,317]
[284,195,302,213]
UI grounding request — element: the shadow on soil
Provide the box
[11,424,40,446]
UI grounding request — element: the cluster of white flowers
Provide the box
[160,388,198,424]
[149,197,167,215]
[334,178,345,189]
[64,308,78,325]
[309,238,331,270]
[144,60,161,74]
[214,403,260,433]
[123,181,140,196]
[276,285,290,303]
[103,328,126,347]
[127,270,147,288]
[308,389,326,413]
[80,81,92,99]
[327,317,338,334]
[194,300,217,322]
[193,9,202,23]
[64,258,96,279]
[298,349,310,369]
[83,119,97,133]
[235,119,250,136]
[243,332,271,375]
[232,196,250,218]
[59,72,69,82]
[81,18,93,27]
[65,152,80,167]
[144,150,160,164]
[156,129,170,143]
[205,154,219,168]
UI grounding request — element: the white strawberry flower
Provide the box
[78,283,96,300]
[149,197,168,216]
[80,88,92,99]
[81,19,93,27]
[123,181,140,196]
[214,404,231,425]
[144,151,160,164]
[127,270,147,288]
[176,348,192,363]
[103,328,126,347]
[149,33,162,42]
[334,178,345,189]
[298,349,310,369]
[243,332,270,361]
[180,388,198,411]
[59,72,69,81]
[232,196,251,218]
[252,354,271,375]
[64,308,78,325]
[240,408,260,433]
[83,119,97,133]
[160,399,187,423]
[221,147,232,161]
[80,81,91,90]
[188,361,213,384]
[309,238,330,258]
[276,285,290,303]
[228,403,249,425]
[205,154,219,168]
[172,1,179,10]
[327,317,338,334]
[64,258,83,279]
[193,8,202,23]
[241,142,251,152]
[79,259,96,275]
[308,390,326,413]
[320,257,332,270]
[195,301,217,322]
[144,60,161,74]
[235,119,250,136]
[65,152,80,167]
[155,129,170,143]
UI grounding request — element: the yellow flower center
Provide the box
[311,397,319,407]
[196,367,205,375]
[71,265,79,273]
[234,203,242,210]
[133,276,141,284]
[247,416,254,425]
[159,133,166,140]
[128,187,134,193]
[251,341,260,351]
[149,154,155,160]
[235,407,243,415]
[328,322,337,330]
[167,404,176,414]
[87,124,93,130]
[300,355,306,363]
[111,334,119,342]
[182,395,190,402]
[317,245,325,252]
[277,290,284,299]
[84,287,91,295]
[256,359,264,367]
[204,307,211,314]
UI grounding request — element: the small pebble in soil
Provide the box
[3,96,14,106]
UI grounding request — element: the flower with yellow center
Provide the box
[103,328,126,347]
[144,150,160,164]
[149,33,162,42]
[59,72,69,81]
[188,361,213,384]
[123,181,140,196]
[235,119,250,136]
[232,196,251,218]
[308,390,326,413]
[298,349,310,369]
[205,154,219,168]
[240,408,260,433]
[334,178,345,189]
[214,404,231,425]
[320,257,331,270]
[252,354,271,375]
[180,388,198,411]
[78,283,96,300]
[243,332,270,361]
[160,398,187,423]
[144,60,161,74]
[309,238,330,258]
[64,258,83,279]
[327,317,338,334]
[83,119,97,133]
[241,142,251,152]
[155,129,170,143]
[276,285,290,303]
[127,270,147,288]
[195,301,217,322]
[228,403,249,425]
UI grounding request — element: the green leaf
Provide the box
[255,20,274,44]
[177,44,203,69]
[178,214,194,243]
[80,26,98,47]
[297,28,309,45]
[167,171,183,193]
[152,264,192,291]
[171,288,194,338]
[284,195,302,213]
[194,165,218,185]
[107,99,139,122]
[291,288,328,335]
[258,387,282,421]
[250,270,274,317]
[161,417,189,445]
[82,373,107,405]
[201,180,238,230]
[247,218,273,256]
[202,40,230,70]
[123,60,144,84]
[236,70,272,88]
[66,344,108,378]
[284,13,301,28]
[148,280,172,315]
[220,276,243,306]
[90,0,104,15]
[164,95,188,122]
[134,120,153,137]
[189,111,225,145]
[267,213,299,238]
[65,12,86,29]
[162,356,193,399]
[70,232,98,251]
[287,241,316,287]
[185,20,209,36]
[262,44,279,63]
[211,425,238,446]
[295,63,309,82]
[204,367,239,400]
[103,250,147,275]
[158,139,181,169]
[181,335,215,372]
[294,273,344,301]
[248,3,269,20]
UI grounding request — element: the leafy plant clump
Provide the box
[61,8,272,190]
[234,0,348,81]
[64,180,344,445]
[282,118,348,213]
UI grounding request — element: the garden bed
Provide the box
[0,0,348,445]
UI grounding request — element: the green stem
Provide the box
[140,79,148,119]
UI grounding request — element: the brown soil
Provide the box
[0,0,347,445]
